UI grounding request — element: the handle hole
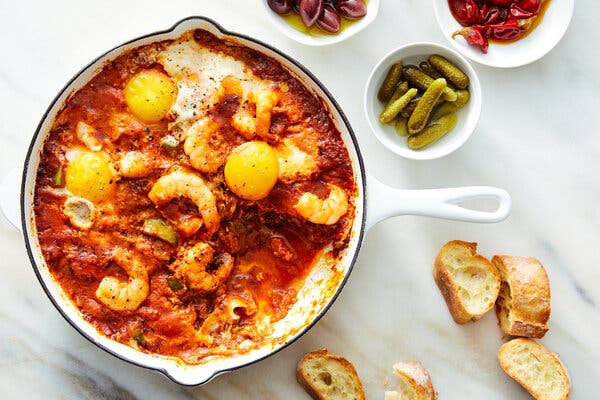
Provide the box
[450,196,500,212]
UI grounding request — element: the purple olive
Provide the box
[292,0,300,13]
[317,5,341,33]
[299,0,323,27]
[335,0,367,19]
[268,0,292,14]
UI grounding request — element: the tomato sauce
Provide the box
[34,29,356,364]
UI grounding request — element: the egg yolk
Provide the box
[124,70,177,122]
[66,151,115,202]
[224,141,279,201]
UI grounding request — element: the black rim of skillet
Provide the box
[21,16,367,385]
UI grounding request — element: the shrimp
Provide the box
[119,151,154,178]
[95,249,149,311]
[148,169,220,236]
[171,242,234,292]
[183,117,231,174]
[294,184,349,225]
[232,87,281,140]
[196,293,257,345]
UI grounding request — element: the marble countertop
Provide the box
[1,0,598,398]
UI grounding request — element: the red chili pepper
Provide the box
[448,0,481,26]
[518,0,541,12]
[479,19,522,41]
[508,3,535,19]
[486,0,512,7]
[479,4,504,24]
[452,26,489,53]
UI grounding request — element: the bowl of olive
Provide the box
[263,0,379,46]
[364,42,481,160]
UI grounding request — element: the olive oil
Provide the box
[490,0,552,45]
[280,1,368,37]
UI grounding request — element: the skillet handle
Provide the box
[365,173,511,230]
[0,167,22,231]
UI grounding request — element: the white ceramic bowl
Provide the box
[262,0,379,46]
[364,42,481,160]
[433,0,574,68]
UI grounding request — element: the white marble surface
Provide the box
[1,0,599,398]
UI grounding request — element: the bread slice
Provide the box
[493,255,551,338]
[433,241,500,324]
[498,338,570,400]
[296,349,365,400]
[385,361,438,400]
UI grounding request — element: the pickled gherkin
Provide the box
[419,61,443,80]
[432,89,470,120]
[403,66,457,102]
[407,114,458,150]
[395,116,409,136]
[387,81,409,105]
[401,95,445,118]
[377,62,403,102]
[379,88,418,124]
[428,55,470,90]
[408,78,447,135]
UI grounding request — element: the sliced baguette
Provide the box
[498,338,570,400]
[385,361,438,400]
[433,240,500,324]
[296,349,365,400]
[493,255,551,338]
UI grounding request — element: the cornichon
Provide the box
[379,88,418,124]
[387,81,409,105]
[428,55,470,90]
[419,61,443,80]
[408,78,447,135]
[403,66,457,102]
[395,116,409,136]
[407,114,458,150]
[401,95,445,118]
[377,61,403,102]
[432,89,470,120]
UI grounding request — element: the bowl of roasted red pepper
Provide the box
[433,0,574,67]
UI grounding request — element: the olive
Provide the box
[334,0,367,19]
[268,0,292,14]
[292,0,300,12]
[317,5,341,33]
[299,0,323,27]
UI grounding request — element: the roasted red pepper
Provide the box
[448,0,545,53]
[449,0,480,26]
[452,26,489,53]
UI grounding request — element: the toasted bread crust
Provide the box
[433,241,500,324]
[393,361,438,400]
[493,256,550,338]
[498,338,570,400]
[296,349,365,400]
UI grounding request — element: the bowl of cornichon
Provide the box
[364,43,481,160]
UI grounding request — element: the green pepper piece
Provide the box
[52,165,64,187]
[161,135,179,150]
[142,219,178,244]
[132,331,145,345]
[168,277,184,292]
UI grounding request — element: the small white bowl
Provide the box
[433,0,574,68]
[262,0,379,46]
[364,42,481,160]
